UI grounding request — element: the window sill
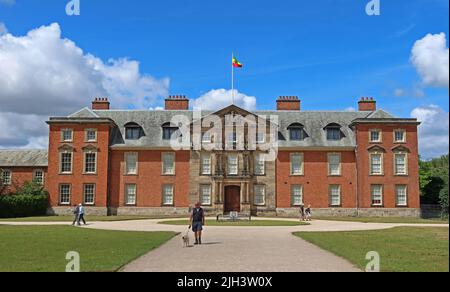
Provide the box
[162,174,176,177]
[162,204,175,207]
[394,174,409,177]
[371,205,384,208]
[329,205,342,208]
[124,204,137,207]
[59,173,73,175]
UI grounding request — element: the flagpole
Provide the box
[231,52,235,105]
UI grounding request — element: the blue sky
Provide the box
[0,0,449,157]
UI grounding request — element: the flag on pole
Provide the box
[232,56,243,68]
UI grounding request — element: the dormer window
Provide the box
[162,123,180,141]
[125,123,143,140]
[288,123,307,141]
[325,124,343,141]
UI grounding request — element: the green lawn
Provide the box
[0,225,176,272]
[159,219,308,226]
[295,227,449,272]
[0,215,181,222]
[315,217,449,224]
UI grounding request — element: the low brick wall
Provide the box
[48,207,108,216]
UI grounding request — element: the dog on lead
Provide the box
[182,227,190,248]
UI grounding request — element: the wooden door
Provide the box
[224,186,241,213]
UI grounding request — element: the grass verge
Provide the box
[294,227,449,272]
[0,225,176,272]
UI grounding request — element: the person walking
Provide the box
[77,203,87,226]
[189,202,205,245]
[305,204,312,221]
[299,204,305,222]
[72,204,80,226]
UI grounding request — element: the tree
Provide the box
[419,154,449,216]
[16,181,48,197]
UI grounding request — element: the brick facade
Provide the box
[1,96,421,218]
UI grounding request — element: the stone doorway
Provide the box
[224,185,241,213]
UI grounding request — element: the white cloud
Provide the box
[344,107,356,112]
[411,105,449,159]
[411,33,449,88]
[191,89,257,111]
[0,0,15,6]
[0,23,169,148]
[0,23,7,35]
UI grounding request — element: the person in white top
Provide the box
[77,204,87,226]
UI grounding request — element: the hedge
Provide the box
[0,194,49,218]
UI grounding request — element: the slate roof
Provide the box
[86,106,405,149]
[0,150,48,167]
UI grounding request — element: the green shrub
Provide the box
[0,181,49,218]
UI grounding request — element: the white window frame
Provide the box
[200,184,212,206]
[201,153,212,175]
[254,184,266,206]
[1,169,12,186]
[256,132,265,144]
[33,169,44,185]
[84,151,97,174]
[60,151,73,174]
[59,184,71,205]
[369,129,382,143]
[85,129,98,142]
[328,153,342,176]
[371,185,384,206]
[162,153,175,175]
[369,152,384,176]
[291,185,303,206]
[396,185,408,207]
[329,185,342,207]
[290,153,304,176]
[162,184,174,206]
[394,153,408,176]
[124,152,138,175]
[254,154,266,176]
[83,184,96,206]
[227,154,239,175]
[394,129,406,143]
[202,132,212,143]
[61,129,73,142]
[125,184,137,206]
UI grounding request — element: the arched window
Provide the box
[324,123,343,141]
[162,122,180,141]
[288,123,307,141]
[125,122,143,140]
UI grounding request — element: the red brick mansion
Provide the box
[0,96,421,217]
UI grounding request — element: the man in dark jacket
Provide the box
[190,202,205,245]
[72,204,79,226]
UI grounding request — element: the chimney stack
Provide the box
[92,97,110,110]
[165,95,189,110]
[358,97,377,112]
[277,96,301,111]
